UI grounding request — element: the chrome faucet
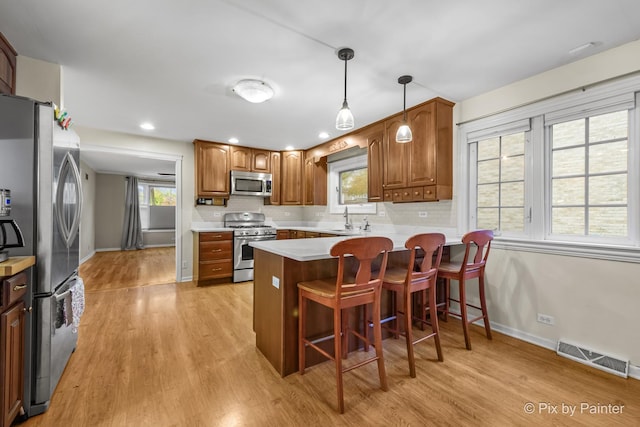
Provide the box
[362,216,371,232]
[343,206,352,230]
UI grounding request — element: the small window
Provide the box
[328,154,376,214]
[474,131,527,235]
[138,181,176,230]
[339,167,368,204]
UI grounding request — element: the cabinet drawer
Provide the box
[304,232,319,238]
[423,185,437,201]
[199,241,233,261]
[200,231,233,242]
[276,230,289,240]
[199,260,233,280]
[3,272,27,309]
[405,187,423,201]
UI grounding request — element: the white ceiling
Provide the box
[80,149,176,181]
[2,1,640,163]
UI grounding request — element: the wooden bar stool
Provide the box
[382,233,445,378]
[438,229,493,350]
[297,236,393,414]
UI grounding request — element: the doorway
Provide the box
[80,144,184,283]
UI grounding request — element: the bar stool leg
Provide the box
[341,308,349,359]
[299,294,307,374]
[428,284,444,361]
[372,292,388,391]
[404,286,418,378]
[334,306,345,413]
[458,278,472,350]
[443,278,450,322]
[479,273,493,340]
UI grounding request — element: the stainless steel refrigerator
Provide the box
[0,94,83,416]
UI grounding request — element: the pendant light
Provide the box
[335,48,355,130]
[396,75,413,143]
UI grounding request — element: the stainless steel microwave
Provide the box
[230,170,272,197]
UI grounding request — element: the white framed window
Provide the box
[138,181,176,230]
[328,154,376,214]
[459,75,640,262]
[547,110,629,241]
[469,123,529,237]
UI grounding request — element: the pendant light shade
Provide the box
[396,75,413,143]
[335,48,355,130]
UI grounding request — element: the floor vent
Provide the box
[557,340,629,378]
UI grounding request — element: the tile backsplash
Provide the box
[193,195,456,228]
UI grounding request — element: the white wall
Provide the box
[455,39,640,369]
[94,173,126,250]
[15,56,62,106]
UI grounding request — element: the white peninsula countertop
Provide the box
[250,232,461,262]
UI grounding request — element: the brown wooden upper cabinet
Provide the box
[281,150,303,205]
[0,33,17,95]
[194,140,231,198]
[303,156,327,206]
[382,98,454,202]
[230,146,271,173]
[363,123,384,203]
[269,151,281,205]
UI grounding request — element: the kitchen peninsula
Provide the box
[250,232,460,376]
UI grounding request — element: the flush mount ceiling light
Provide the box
[395,75,413,143]
[232,79,274,103]
[140,122,155,130]
[335,47,355,131]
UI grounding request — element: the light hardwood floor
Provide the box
[79,247,176,291]
[22,250,640,426]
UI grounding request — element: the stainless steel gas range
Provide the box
[224,212,277,282]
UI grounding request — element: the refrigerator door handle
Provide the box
[55,152,83,249]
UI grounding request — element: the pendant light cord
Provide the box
[343,58,348,104]
[402,83,407,122]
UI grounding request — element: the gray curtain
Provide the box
[121,176,144,250]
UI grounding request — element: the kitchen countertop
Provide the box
[249,232,461,262]
[0,256,36,276]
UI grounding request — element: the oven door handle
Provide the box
[237,236,276,242]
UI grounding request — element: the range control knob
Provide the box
[254,230,259,235]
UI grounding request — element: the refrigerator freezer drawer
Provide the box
[32,278,78,410]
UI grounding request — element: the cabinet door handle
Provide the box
[403,192,409,196]
[211,249,222,252]
[22,306,33,313]
[211,268,222,272]
[414,191,420,196]
[13,284,27,291]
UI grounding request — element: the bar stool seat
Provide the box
[438,229,493,350]
[297,236,393,414]
[382,233,445,378]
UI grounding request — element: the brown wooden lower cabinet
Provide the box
[194,232,233,284]
[1,271,27,427]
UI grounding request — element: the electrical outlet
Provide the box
[418,211,428,218]
[272,276,280,289]
[213,211,221,217]
[537,313,555,325]
[378,211,386,217]
[182,261,188,269]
